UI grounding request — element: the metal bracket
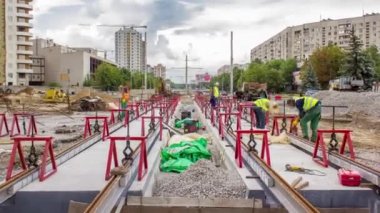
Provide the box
[121,140,133,165]
[27,142,38,168]
[328,132,339,151]
[247,133,258,153]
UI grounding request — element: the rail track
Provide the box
[0,108,151,204]
[208,109,319,213]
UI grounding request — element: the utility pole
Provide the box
[230,31,234,96]
[185,54,188,93]
[144,31,147,92]
[67,69,71,112]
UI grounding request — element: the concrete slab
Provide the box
[20,118,146,192]
[238,119,377,208]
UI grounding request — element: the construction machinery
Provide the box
[236,82,268,101]
[43,88,67,103]
[329,76,364,91]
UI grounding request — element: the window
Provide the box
[18,73,26,78]
[8,16,13,22]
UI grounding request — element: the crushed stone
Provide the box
[153,159,246,199]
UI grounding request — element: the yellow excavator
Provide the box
[43,88,67,103]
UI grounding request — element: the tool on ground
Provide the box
[285,164,326,176]
[338,168,361,186]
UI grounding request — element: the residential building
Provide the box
[153,64,166,79]
[115,28,146,71]
[217,63,249,75]
[0,1,5,84]
[4,0,33,85]
[32,38,116,86]
[29,56,44,85]
[146,64,153,73]
[251,13,380,65]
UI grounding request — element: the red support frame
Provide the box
[238,103,256,127]
[313,129,355,167]
[271,114,298,136]
[128,104,140,118]
[83,116,110,141]
[0,113,9,137]
[109,109,130,126]
[6,136,57,181]
[219,112,241,140]
[10,113,37,137]
[235,129,271,168]
[105,136,147,181]
[141,116,163,140]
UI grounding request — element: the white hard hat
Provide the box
[215,82,219,86]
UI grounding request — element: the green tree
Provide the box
[94,63,123,91]
[342,28,375,88]
[300,62,320,90]
[364,45,380,81]
[309,45,345,89]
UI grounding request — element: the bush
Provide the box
[47,82,61,87]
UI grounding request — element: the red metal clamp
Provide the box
[6,136,57,181]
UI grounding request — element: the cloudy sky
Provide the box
[31,0,380,83]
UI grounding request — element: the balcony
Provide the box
[17,49,33,55]
[17,40,33,46]
[16,13,33,19]
[17,58,33,64]
[16,3,33,10]
[17,68,33,74]
[16,31,33,37]
[16,22,33,28]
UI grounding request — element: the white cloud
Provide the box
[32,0,85,15]
[31,0,380,83]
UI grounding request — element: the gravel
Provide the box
[153,159,246,199]
[314,91,380,118]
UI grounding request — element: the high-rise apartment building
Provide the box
[4,0,33,86]
[153,64,166,79]
[115,28,146,72]
[251,13,380,64]
[0,1,6,84]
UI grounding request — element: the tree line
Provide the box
[84,63,163,91]
[212,28,380,92]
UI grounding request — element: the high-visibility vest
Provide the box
[254,98,270,111]
[213,86,220,98]
[303,96,319,111]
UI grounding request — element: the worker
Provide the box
[290,96,321,142]
[210,82,220,108]
[253,98,278,129]
[120,85,130,117]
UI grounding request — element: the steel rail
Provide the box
[220,124,319,213]
[198,101,319,213]
[288,133,380,186]
[83,129,161,213]
[0,108,152,203]
[84,104,177,213]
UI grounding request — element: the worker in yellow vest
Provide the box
[120,85,130,117]
[253,98,278,129]
[210,82,220,108]
[292,96,321,142]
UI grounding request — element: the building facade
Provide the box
[32,38,116,86]
[4,0,33,86]
[0,1,6,84]
[115,28,146,72]
[217,63,249,75]
[251,13,380,64]
[153,64,166,79]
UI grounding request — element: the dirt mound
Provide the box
[314,91,380,119]
[15,87,35,95]
[71,88,116,103]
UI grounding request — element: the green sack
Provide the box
[160,137,211,173]
[160,158,194,173]
[174,118,192,128]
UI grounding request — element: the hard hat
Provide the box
[215,82,219,86]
